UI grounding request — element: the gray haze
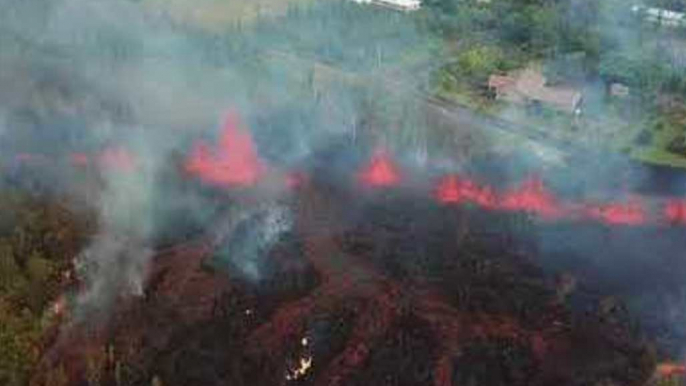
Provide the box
[0,0,440,317]
[3,0,686,360]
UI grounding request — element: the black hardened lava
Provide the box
[33,173,656,386]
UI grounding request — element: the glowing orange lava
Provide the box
[13,141,686,228]
[584,200,646,226]
[358,148,401,187]
[665,200,686,225]
[433,170,653,226]
[185,113,265,187]
[500,176,564,219]
[435,174,497,208]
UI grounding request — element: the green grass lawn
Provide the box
[631,147,686,168]
[144,0,321,31]
[627,107,686,169]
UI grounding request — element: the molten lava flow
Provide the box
[435,175,497,208]
[584,200,647,226]
[500,176,563,219]
[435,175,462,204]
[97,146,137,173]
[358,148,401,188]
[185,113,265,187]
[12,140,686,228]
[665,200,686,224]
[434,173,660,226]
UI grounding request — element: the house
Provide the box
[488,68,583,115]
[631,5,686,28]
[351,0,421,12]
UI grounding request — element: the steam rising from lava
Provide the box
[4,0,686,361]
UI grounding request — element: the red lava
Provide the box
[185,112,266,187]
[358,148,401,188]
[12,131,686,227]
[584,200,647,226]
[435,174,497,208]
[435,174,649,226]
[665,200,686,225]
[500,176,564,219]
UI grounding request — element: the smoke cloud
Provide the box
[0,0,440,319]
[4,0,686,361]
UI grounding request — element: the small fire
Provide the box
[358,148,401,187]
[185,112,266,187]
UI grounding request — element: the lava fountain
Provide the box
[358,148,401,188]
[185,112,266,188]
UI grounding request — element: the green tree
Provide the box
[454,45,506,84]
[0,191,92,385]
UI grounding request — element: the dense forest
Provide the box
[421,0,686,166]
[0,190,92,386]
[424,0,686,94]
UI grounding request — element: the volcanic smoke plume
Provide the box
[5,0,686,384]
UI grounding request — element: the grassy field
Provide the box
[631,147,686,169]
[143,0,322,32]
[628,105,686,169]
